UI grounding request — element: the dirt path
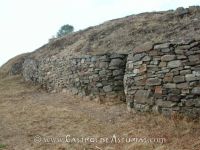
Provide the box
[0,76,200,150]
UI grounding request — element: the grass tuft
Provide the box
[0,144,6,149]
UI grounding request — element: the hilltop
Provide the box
[1,6,200,75]
[33,6,200,57]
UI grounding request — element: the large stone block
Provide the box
[177,55,187,59]
[167,60,182,68]
[134,90,154,105]
[131,53,146,62]
[185,74,198,81]
[180,70,191,75]
[177,83,189,89]
[193,71,200,77]
[173,76,185,83]
[154,43,171,50]
[188,55,200,62]
[164,83,176,89]
[175,49,185,54]
[146,78,161,86]
[133,42,153,52]
[185,98,200,108]
[161,55,176,61]
[109,59,124,67]
[191,87,200,95]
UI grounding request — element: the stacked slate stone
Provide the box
[22,53,127,101]
[37,56,71,92]
[124,40,200,117]
[21,39,200,118]
[68,53,127,100]
[23,59,39,83]
[10,58,25,75]
[22,56,70,92]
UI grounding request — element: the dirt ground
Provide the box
[0,76,200,150]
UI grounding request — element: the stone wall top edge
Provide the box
[128,39,200,55]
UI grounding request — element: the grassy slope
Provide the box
[29,8,200,60]
[1,7,200,73]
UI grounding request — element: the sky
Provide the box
[0,0,200,66]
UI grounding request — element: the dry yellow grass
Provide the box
[0,76,200,150]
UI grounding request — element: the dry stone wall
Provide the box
[22,39,200,118]
[124,40,200,118]
[23,59,39,82]
[23,53,127,101]
[67,54,127,100]
[37,56,70,92]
